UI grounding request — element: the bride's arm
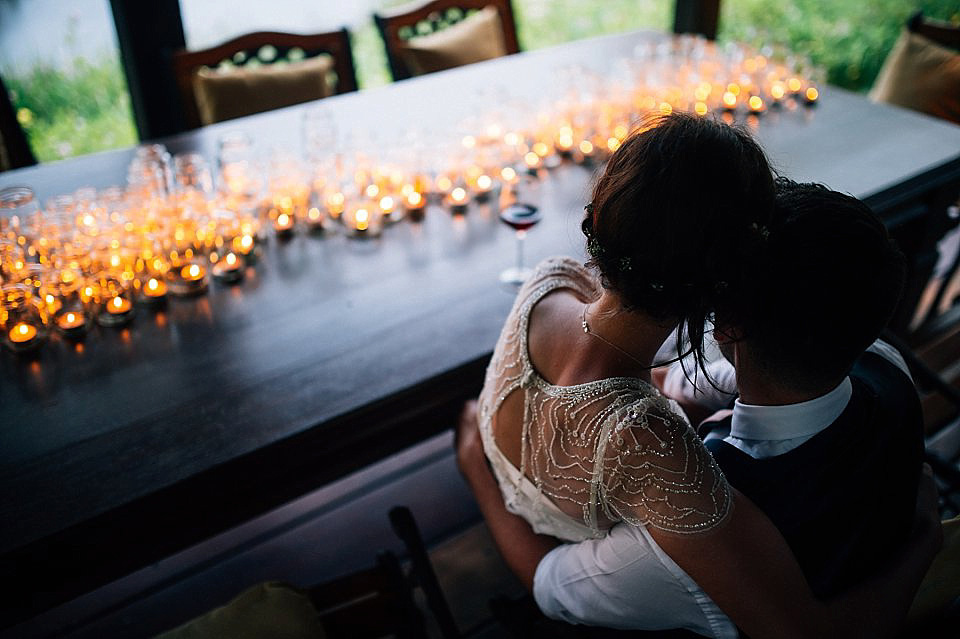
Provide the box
[651,468,942,639]
[455,400,559,590]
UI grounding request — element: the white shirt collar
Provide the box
[730,377,852,441]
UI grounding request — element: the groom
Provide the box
[455,179,929,633]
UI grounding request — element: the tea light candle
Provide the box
[9,322,37,345]
[355,208,370,232]
[141,277,168,304]
[168,261,208,296]
[325,191,345,220]
[273,212,294,237]
[500,166,518,185]
[182,263,205,282]
[804,86,819,105]
[107,296,132,316]
[56,311,88,337]
[97,292,134,326]
[232,234,256,261]
[474,175,493,201]
[577,140,596,164]
[305,207,325,231]
[378,196,397,222]
[405,191,426,220]
[748,95,765,114]
[449,187,469,214]
[722,91,738,110]
[524,152,542,172]
[213,252,244,283]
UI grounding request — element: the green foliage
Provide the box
[8,1,958,163]
[4,54,137,162]
[719,0,960,92]
[512,0,669,50]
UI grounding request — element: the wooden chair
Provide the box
[156,507,454,638]
[306,550,428,638]
[907,10,960,51]
[882,330,960,517]
[374,0,520,81]
[172,29,358,129]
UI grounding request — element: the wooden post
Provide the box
[674,0,721,40]
[109,0,188,139]
[0,73,36,170]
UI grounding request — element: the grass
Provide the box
[5,0,958,163]
[719,0,960,92]
[5,54,137,162]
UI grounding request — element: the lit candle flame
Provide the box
[451,187,467,204]
[355,209,370,231]
[476,175,492,191]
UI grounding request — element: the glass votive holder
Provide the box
[135,275,169,306]
[403,191,426,222]
[323,188,346,224]
[1,284,48,352]
[271,210,296,239]
[471,174,495,202]
[342,204,383,239]
[0,239,26,281]
[93,275,135,327]
[231,233,258,263]
[166,258,209,297]
[303,205,329,233]
[0,186,39,244]
[211,251,245,284]
[446,187,470,214]
[53,290,94,339]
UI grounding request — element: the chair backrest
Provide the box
[307,550,428,638]
[374,0,520,81]
[908,10,960,51]
[172,29,358,129]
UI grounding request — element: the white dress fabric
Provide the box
[478,256,731,543]
[476,257,736,637]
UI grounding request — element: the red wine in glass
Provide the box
[499,203,542,285]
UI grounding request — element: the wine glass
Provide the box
[498,202,542,285]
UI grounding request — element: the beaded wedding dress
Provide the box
[478,257,731,543]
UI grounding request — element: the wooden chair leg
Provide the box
[389,505,462,639]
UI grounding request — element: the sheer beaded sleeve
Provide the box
[598,399,732,534]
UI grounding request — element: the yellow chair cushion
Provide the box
[155,581,327,639]
[869,28,960,125]
[192,56,334,126]
[907,515,960,624]
[400,5,508,76]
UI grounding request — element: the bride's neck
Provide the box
[586,291,677,368]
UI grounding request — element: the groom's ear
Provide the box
[712,322,743,344]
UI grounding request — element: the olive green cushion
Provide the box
[400,5,508,76]
[870,28,960,125]
[907,515,960,624]
[193,56,334,126]
[155,581,326,639]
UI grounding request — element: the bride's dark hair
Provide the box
[582,112,774,376]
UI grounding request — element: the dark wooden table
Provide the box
[3,30,960,627]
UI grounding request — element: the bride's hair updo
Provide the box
[582,112,775,372]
